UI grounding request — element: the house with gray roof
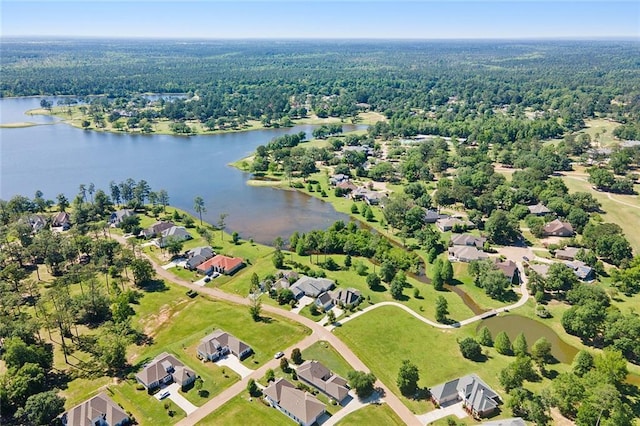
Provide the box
[315,292,334,311]
[424,209,449,224]
[297,360,350,403]
[329,174,349,186]
[331,288,361,307]
[527,203,551,216]
[135,352,196,391]
[564,260,595,281]
[140,221,174,239]
[437,217,475,232]
[159,226,192,247]
[528,263,550,278]
[555,246,582,261]
[290,276,335,299]
[27,214,48,232]
[60,392,129,426]
[197,329,252,361]
[430,374,501,418]
[448,246,488,263]
[263,378,326,426]
[185,246,215,270]
[109,209,135,226]
[450,234,486,248]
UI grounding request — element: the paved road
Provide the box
[111,234,421,426]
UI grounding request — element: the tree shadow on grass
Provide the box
[142,279,168,292]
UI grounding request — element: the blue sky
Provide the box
[2,1,638,39]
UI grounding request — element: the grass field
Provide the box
[197,394,284,425]
[301,341,352,379]
[578,118,622,147]
[336,403,404,426]
[108,380,186,425]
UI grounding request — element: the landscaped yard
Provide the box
[196,394,285,426]
[336,403,405,426]
[107,380,186,425]
[301,340,352,379]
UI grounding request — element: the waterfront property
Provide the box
[296,360,350,404]
[159,226,192,247]
[430,374,501,418]
[135,352,197,391]
[140,221,175,239]
[263,378,326,426]
[185,246,215,270]
[109,209,135,226]
[196,254,244,275]
[60,392,129,426]
[197,329,253,361]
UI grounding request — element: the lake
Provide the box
[0,97,360,244]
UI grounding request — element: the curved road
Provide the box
[111,234,421,426]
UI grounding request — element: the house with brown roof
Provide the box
[196,254,244,275]
[555,246,582,261]
[527,203,551,216]
[494,259,519,284]
[448,246,488,263]
[336,180,357,192]
[135,352,196,391]
[52,211,71,229]
[528,263,550,278]
[60,392,129,426]
[197,329,252,361]
[140,221,174,239]
[450,234,486,248]
[542,219,574,237]
[297,361,350,404]
[430,374,501,418]
[263,378,326,426]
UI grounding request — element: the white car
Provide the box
[274,351,285,359]
[159,391,170,399]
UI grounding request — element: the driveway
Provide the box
[416,401,466,424]
[215,355,254,378]
[155,382,198,415]
[319,306,343,326]
[321,390,382,426]
[291,295,314,313]
[161,258,187,270]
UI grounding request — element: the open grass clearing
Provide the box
[196,393,284,426]
[300,340,352,379]
[108,379,186,425]
[336,403,405,426]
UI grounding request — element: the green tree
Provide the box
[247,379,260,397]
[380,261,396,283]
[279,357,290,372]
[326,309,336,324]
[14,390,65,426]
[291,348,303,365]
[347,371,377,398]
[432,259,444,291]
[546,262,578,294]
[249,296,262,322]
[477,326,493,347]
[513,333,528,357]
[551,373,585,418]
[165,237,184,257]
[594,348,628,386]
[435,295,448,323]
[397,360,420,396]
[366,273,381,289]
[441,258,453,283]
[531,337,552,368]
[193,196,206,225]
[459,338,482,361]
[265,369,275,382]
[494,331,512,355]
[232,231,240,245]
[572,350,594,377]
[130,258,154,287]
[272,249,284,269]
[485,209,519,244]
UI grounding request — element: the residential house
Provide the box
[109,209,134,226]
[330,288,361,307]
[564,260,595,281]
[448,246,488,263]
[197,329,252,361]
[528,263,550,279]
[196,254,244,275]
[424,209,448,224]
[527,203,551,216]
[542,219,574,237]
[437,217,475,232]
[52,211,71,230]
[277,270,299,281]
[350,187,383,205]
[185,246,215,270]
[329,174,349,186]
[60,392,129,426]
[315,292,334,311]
[159,226,192,247]
[135,352,196,391]
[555,246,582,261]
[290,276,335,299]
[336,180,357,193]
[297,360,350,403]
[450,234,486,248]
[430,374,501,418]
[494,259,519,284]
[140,221,174,239]
[28,214,48,232]
[263,378,326,426]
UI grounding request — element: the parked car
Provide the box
[159,391,170,399]
[204,276,211,283]
[274,351,284,359]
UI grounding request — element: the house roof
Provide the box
[450,234,486,248]
[555,247,581,259]
[331,288,361,305]
[290,276,335,298]
[459,374,500,414]
[198,329,251,358]
[187,246,214,261]
[144,221,174,236]
[527,203,551,215]
[529,263,550,278]
[430,378,461,404]
[162,226,191,239]
[52,211,71,226]
[424,209,448,222]
[112,209,134,221]
[564,260,594,281]
[336,181,357,190]
[297,361,349,402]
[135,352,184,387]
[449,246,488,262]
[316,292,333,306]
[264,378,326,425]
[494,259,518,279]
[437,217,474,230]
[60,392,128,426]
[543,219,574,236]
[201,255,244,272]
[173,365,196,385]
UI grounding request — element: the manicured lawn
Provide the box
[450,262,514,310]
[336,403,405,426]
[301,340,352,379]
[61,377,113,408]
[107,380,186,425]
[197,394,285,426]
[577,118,621,147]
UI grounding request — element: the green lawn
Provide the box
[301,341,352,379]
[197,394,287,426]
[336,403,405,426]
[61,377,113,408]
[107,380,186,425]
[578,118,622,147]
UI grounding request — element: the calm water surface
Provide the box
[0,97,361,244]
